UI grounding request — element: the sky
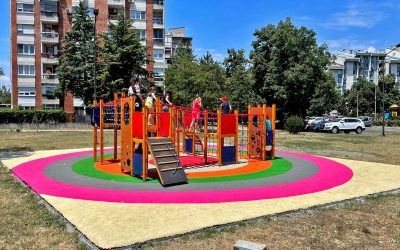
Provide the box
[1,0,400,89]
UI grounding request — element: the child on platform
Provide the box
[265,115,273,153]
[189,95,202,132]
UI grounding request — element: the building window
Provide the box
[153,49,164,60]
[18,44,35,55]
[18,87,35,96]
[18,65,35,76]
[153,29,164,45]
[40,2,58,17]
[17,3,34,13]
[153,0,164,5]
[139,30,146,40]
[17,24,35,35]
[153,16,163,25]
[337,74,342,83]
[132,11,146,20]
[153,29,164,39]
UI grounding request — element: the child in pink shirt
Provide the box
[190,95,202,131]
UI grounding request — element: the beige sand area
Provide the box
[3,149,400,249]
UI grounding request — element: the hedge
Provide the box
[0,109,67,124]
[286,115,304,134]
[373,118,400,127]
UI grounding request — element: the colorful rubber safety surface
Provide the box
[11,150,353,204]
[3,149,400,249]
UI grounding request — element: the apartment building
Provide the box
[165,27,192,66]
[11,0,165,117]
[329,47,400,92]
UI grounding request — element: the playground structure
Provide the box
[92,93,276,186]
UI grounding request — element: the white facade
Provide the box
[329,47,400,92]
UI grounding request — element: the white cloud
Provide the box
[323,3,387,29]
[366,46,377,53]
[325,38,378,52]
[295,16,315,21]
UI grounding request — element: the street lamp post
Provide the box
[356,91,359,118]
[93,9,99,100]
[381,43,400,137]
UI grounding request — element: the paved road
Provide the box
[364,126,400,134]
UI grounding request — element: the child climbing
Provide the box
[189,95,202,132]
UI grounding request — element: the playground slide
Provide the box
[147,138,188,186]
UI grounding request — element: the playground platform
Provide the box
[3,148,400,249]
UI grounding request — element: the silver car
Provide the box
[322,118,366,134]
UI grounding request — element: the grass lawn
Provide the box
[0,130,399,249]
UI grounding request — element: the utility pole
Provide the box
[381,43,400,136]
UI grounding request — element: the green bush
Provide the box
[0,109,67,124]
[286,116,304,134]
[387,119,400,127]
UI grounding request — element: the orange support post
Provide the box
[271,104,277,160]
[177,109,181,156]
[142,107,149,181]
[155,97,161,137]
[247,105,251,158]
[261,104,267,161]
[99,99,104,164]
[169,106,174,141]
[204,110,208,164]
[93,100,98,162]
[217,109,222,166]
[113,93,118,160]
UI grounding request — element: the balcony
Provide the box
[40,12,59,23]
[41,32,59,43]
[41,53,59,64]
[153,17,164,28]
[153,0,164,10]
[42,85,56,99]
[108,0,124,7]
[153,38,164,47]
[42,73,59,84]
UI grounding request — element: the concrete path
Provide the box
[2,149,399,249]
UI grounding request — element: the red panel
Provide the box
[184,112,192,128]
[221,114,236,135]
[132,112,143,138]
[158,113,170,137]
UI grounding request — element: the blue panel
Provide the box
[133,153,143,176]
[222,146,236,164]
[266,131,273,146]
[91,107,100,126]
[185,138,193,153]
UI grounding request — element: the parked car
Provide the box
[311,120,326,132]
[305,117,323,130]
[321,118,366,134]
[359,116,373,127]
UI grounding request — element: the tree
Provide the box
[164,48,200,107]
[250,18,332,118]
[379,74,399,111]
[0,85,11,104]
[57,1,95,106]
[223,49,260,112]
[97,15,147,101]
[0,67,11,104]
[309,74,341,115]
[346,78,376,116]
[198,52,228,110]
[164,49,228,111]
